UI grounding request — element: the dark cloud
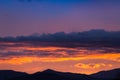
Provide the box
[0,29,120,48]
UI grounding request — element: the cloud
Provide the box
[0,42,120,58]
[0,30,120,65]
[0,51,120,65]
[0,43,120,65]
[1,29,120,48]
[0,57,33,65]
[75,63,112,69]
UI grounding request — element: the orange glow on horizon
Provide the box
[0,42,120,74]
[0,53,120,65]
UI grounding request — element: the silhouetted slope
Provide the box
[91,68,120,80]
[0,70,28,80]
[9,69,100,80]
[1,68,120,80]
[33,69,97,80]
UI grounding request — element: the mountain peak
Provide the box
[42,69,59,73]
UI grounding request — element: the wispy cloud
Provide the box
[75,63,112,69]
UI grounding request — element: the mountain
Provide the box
[0,68,120,80]
[0,70,28,80]
[8,69,99,80]
[91,68,120,80]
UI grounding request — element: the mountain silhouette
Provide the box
[0,68,120,80]
[91,68,120,80]
[0,70,28,80]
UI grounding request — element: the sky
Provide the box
[0,30,120,74]
[0,0,120,36]
[0,41,120,74]
[0,0,120,74]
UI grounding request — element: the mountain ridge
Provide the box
[0,70,28,80]
[0,68,120,80]
[91,68,120,79]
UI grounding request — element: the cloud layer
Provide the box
[0,29,120,48]
[0,42,120,65]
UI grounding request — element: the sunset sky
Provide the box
[0,0,120,36]
[0,40,120,74]
[0,0,120,74]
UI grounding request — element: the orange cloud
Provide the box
[0,44,120,65]
[75,63,112,69]
[0,57,33,65]
[0,53,119,65]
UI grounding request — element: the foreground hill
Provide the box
[91,68,120,80]
[8,69,100,80]
[0,68,120,80]
[0,70,28,80]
